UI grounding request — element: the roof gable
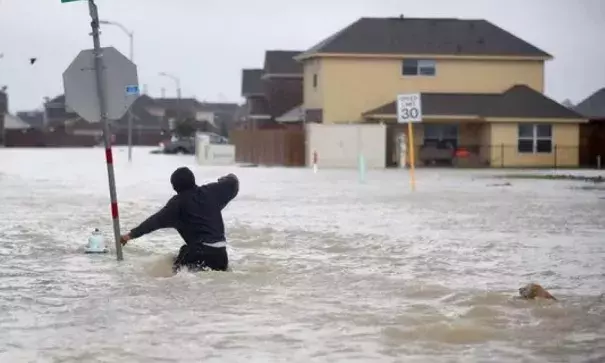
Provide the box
[241,68,264,96]
[198,102,239,112]
[491,85,582,119]
[3,113,30,129]
[364,85,582,119]
[574,88,605,119]
[263,50,303,75]
[153,98,203,111]
[299,17,551,59]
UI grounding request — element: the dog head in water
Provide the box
[518,283,557,301]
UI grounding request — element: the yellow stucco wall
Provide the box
[489,123,580,167]
[303,56,544,124]
[303,58,323,109]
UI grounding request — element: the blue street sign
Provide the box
[125,85,139,96]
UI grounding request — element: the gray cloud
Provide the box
[0,0,603,111]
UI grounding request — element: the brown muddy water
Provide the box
[1,148,604,362]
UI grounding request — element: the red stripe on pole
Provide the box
[105,148,113,164]
[111,201,119,219]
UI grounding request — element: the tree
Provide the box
[173,118,196,138]
[561,99,574,109]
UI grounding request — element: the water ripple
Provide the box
[0,148,604,362]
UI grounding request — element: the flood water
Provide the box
[1,147,604,363]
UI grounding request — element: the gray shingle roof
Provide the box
[299,17,551,59]
[574,88,605,119]
[241,69,264,96]
[263,50,303,74]
[364,85,583,119]
[153,98,203,110]
[3,113,30,129]
[17,111,45,128]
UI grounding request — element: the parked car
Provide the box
[161,137,195,154]
[418,140,456,166]
[159,132,230,155]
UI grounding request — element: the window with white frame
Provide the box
[517,124,552,153]
[402,59,436,76]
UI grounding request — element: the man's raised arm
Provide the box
[204,173,239,210]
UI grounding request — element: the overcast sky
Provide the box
[0,0,603,112]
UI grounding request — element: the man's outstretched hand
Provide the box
[218,173,238,183]
[120,233,131,246]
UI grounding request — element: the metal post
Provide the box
[100,20,134,162]
[88,0,123,261]
[159,72,181,126]
[407,121,416,191]
[127,113,133,161]
[127,31,133,162]
[129,31,134,61]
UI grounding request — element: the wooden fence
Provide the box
[230,129,305,166]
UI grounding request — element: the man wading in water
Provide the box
[120,167,239,273]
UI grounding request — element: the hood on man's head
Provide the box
[170,167,196,193]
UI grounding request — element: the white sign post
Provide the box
[396,93,423,191]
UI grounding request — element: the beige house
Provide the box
[294,16,586,167]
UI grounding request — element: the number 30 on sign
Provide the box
[397,93,423,123]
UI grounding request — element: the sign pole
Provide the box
[407,121,416,191]
[397,93,422,192]
[88,0,123,261]
[128,32,134,163]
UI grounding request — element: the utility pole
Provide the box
[99,19,135,162]
[159,71,181,128]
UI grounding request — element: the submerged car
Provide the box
[161,137,196,154]
[159,133,229,155]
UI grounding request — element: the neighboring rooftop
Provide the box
[574,88,605,120]
[153,98,204,111]
[17,111,45,128]
[3,113,30,130]
[364,85,583,119]
[298,16,552,59]
[198,102,239,113]
[113,94,166,129]
[263,50,303,75]
[241,68,264,96]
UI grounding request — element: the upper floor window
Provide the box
[402,59,436,76]
[518,124,552,153]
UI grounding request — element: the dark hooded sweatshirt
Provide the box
[129,167,239,246]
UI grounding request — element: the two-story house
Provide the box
[240,50,304,128]
[241,68,270,126]
[295,16,586,167]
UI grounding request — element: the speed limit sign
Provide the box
[397,93,423,123]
